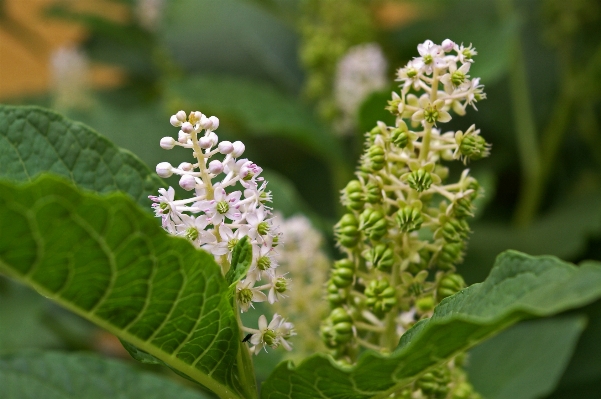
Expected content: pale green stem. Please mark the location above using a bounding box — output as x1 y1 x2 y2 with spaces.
234 305 259 399
419 68 439 162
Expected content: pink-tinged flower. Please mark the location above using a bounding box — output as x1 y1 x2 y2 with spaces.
249 314 294 354
413 40 446 75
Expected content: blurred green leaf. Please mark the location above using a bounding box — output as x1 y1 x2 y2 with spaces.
463 188 601 283
166 75 344 165
467 316 586 399
0 105 164 209
261 251 601 399
0 175 254 399
0 351 213 399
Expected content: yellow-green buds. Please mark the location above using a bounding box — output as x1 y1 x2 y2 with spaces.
458 135 490 161
336 213 360 248
365 279 397 315
321 308 353 347
453 196 474 218
440 219 470 242
344 180 365 210
391 128 409 148
436 242 464 271
360 208 387 240
364 181 381 204
437 274 465 299
416 295 435 312
327 282 347 306
396 206 424 232
257 221 270 236
367 243 394 271
331 259 355 288
407 169 433 192
367 145 386 171
416 367 451 399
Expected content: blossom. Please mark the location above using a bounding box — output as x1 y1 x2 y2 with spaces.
151 110 294 354
248 314 295 354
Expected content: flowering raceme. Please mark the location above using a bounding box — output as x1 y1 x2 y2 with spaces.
323 39 490 398
150 110 294 354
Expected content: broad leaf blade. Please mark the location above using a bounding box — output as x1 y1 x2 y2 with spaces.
0 105 164 208
261 251 601 399
0 175 253 399
467 316 586 399
0 351 213 399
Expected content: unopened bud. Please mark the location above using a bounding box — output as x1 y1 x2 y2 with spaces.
441 39 455 52
209 116 220 130
218 141 234 154
179 174 196 191
156 162 173 178
232 141 245 157
181 122 194 134
178 162 193 171
209 160 224 174
160 136 175 150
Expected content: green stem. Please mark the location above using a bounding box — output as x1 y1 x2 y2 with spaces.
234 305 259 399
497 0 542 227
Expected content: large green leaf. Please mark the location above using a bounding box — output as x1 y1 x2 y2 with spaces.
166 75 344 164
0 105 164 208
467 315 586 399
261 252 601 399
0 351 212 399
0 175 255 399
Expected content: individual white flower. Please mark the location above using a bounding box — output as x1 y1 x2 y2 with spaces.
249 314 293 354
236 277 267 313
440 62 471 94
267 274 290 304
175 214 210 246
246 205 272 239
455 43 477 64
396 59 423 94
413 40 446 75
411 95 452 125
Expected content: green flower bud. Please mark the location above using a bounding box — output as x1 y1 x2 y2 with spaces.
367 145 386 171
336 213 360 248
438 274 465 299
274 276 288 293
360 208 387 241
407 169 433 192
391 128 409 148
453 196 474 218
185 227 199 242
416 295 435 312
364 181 382 204
321 308 353 347
459 135 490 161
466 178 480 200
327 283 346 306
263 329 277 346
331 259 355 288
365 279 397 315
368 243 394 272
257 221 270 236
369 126 381 142
257 255 271 271
396 206 423 232
436 242 464 271
271 234 280 247
217 200 229 214
417 367 451 399
441 219 470 242
451 70 466 86
408 248 432 274
344 180 365 211
452 382 479 399
227 238 239 251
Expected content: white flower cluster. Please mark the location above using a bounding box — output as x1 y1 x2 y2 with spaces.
396 39 485 123
150 110 294 354
334 43 388 134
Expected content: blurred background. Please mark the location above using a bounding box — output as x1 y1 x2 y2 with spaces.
1 0 600 398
